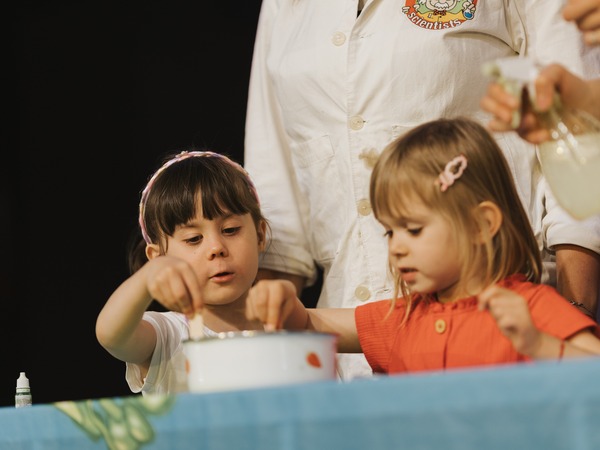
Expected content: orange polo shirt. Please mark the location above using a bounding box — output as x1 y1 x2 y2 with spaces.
355 274 600 374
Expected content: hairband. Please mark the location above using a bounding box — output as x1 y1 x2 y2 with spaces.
437 155 468 192
138 151 259 245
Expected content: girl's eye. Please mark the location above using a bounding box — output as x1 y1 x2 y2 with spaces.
223 226 241 236
184 235 202 244
407 227 422 236
383 230 393 239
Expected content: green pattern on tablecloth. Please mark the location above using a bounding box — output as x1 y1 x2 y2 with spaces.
54 395 175 450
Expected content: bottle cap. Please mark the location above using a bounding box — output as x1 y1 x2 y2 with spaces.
16 372 30 389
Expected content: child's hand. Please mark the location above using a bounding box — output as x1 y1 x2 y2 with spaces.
477 284 542 357
246 279 304 331
143 255 203 317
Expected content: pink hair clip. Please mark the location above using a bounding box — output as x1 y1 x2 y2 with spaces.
437 155 468 192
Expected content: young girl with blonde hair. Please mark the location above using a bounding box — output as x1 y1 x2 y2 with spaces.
246 118 600 373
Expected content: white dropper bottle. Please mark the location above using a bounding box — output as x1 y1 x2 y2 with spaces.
15 372 32 408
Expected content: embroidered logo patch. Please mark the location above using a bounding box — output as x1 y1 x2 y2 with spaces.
402 0 477 30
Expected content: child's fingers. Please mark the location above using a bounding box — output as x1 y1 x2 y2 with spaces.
493 312 519 335
264 282 290 331
162 277 192 316
145 256 199 315
246 281 282 331
477 284 498 311
477 285 514 319
182 270 204 314
245 283 266 323
246 280 296 332
164 262 202 316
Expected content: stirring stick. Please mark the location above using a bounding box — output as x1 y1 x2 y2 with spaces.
188 312 205 339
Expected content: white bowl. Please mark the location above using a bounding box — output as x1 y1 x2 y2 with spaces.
183 330 338 393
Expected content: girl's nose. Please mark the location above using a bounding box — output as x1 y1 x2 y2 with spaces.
388 235 408 257
207 239 228 259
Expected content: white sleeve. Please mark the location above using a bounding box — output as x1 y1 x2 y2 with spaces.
125 311 189 395
243 0 317 284
542 177 600 252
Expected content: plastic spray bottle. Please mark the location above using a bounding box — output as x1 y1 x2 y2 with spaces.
15 372 32 408
482 56 600 220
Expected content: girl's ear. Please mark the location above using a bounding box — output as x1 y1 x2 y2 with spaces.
257 220 268 252
146 243 161 260
475 201 503 243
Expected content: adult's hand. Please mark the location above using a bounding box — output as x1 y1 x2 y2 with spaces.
480 64 600 143
563 0 600 45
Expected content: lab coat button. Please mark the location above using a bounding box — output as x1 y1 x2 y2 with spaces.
355 285 371 301
332 31 346 46
357 199 372 216
349 115 365 130
435 319 447 334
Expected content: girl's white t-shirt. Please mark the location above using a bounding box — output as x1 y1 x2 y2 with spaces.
125 311 217 395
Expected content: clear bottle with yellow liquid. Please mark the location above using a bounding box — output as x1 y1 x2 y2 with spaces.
483 56 600 220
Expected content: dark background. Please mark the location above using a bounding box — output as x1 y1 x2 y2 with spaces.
3 0 287 407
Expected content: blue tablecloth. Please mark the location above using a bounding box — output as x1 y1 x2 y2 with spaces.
2 358 599 450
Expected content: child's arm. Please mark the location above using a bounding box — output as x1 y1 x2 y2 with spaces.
95 255 203 369
477 284 600 359
246 279 361 352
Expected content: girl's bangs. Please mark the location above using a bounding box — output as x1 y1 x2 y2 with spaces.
200 181 252 220
374 167 417 219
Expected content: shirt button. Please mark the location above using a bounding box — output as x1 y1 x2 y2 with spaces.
355 285 371 301
357 199 372 216
349 115 365 130
332 31 346 46
435 319 446 334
